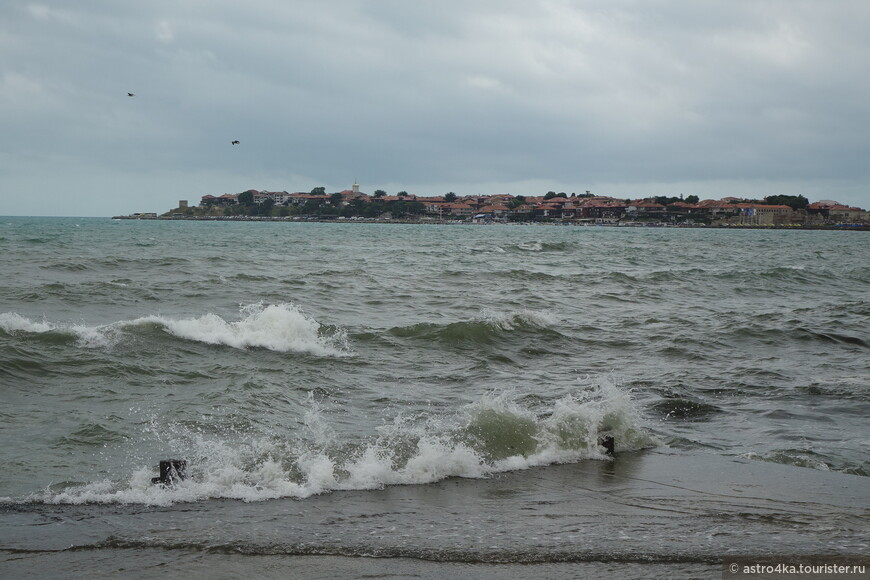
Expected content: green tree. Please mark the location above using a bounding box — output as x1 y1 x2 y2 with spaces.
238 190 254 205
343 198 367 217
685 195 700 204
507 195 526 209
764 194 808 210
544 191 557 200
302 199 322 215
365 201 386 218
654 196 681 206
397 190 409 197
259 198 275 215
330 192 344 206
444 192 457 202
311 186 326 195
406 201 425 215
373 189 387 198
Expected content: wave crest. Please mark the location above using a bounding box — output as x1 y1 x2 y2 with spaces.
137 303 348 356
33 380 656 505
0 312 121 348
0 304 348 356
389 309 559 344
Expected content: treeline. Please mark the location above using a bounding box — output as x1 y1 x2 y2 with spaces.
197 188 427 219
756 195 809 210
181 187 813 220
624 194 807 209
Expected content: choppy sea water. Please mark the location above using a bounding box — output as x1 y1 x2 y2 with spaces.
1 217 867 578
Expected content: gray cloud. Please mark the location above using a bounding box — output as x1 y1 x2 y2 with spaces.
1 0 868 215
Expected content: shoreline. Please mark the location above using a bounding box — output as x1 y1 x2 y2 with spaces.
110 215 870 231
3 450 866 578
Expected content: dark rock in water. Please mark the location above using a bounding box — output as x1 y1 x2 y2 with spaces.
598 436 615 457
151 459 187 486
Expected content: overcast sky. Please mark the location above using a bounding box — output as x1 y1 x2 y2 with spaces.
2 0 869 216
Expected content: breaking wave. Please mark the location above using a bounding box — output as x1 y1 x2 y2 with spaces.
134 303 348 356
0 312 122 348
31 380 656 506
514 240 572 252
0 312 54 334
0 303 348 356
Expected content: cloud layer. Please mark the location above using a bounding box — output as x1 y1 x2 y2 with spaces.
2 0 868 215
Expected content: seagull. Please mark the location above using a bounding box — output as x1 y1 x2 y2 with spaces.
231 140 240 145
127 92 135 97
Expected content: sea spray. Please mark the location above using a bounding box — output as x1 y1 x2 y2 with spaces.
479 308 557 331
0 303 349 355
144 302 349 356
539 379 653 457
0 312 123 348
31 380 654 505
0 312 54 334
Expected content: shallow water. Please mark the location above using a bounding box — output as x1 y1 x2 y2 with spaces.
1 217 868 575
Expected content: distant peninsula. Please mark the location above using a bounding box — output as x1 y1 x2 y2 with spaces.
116 185 869 229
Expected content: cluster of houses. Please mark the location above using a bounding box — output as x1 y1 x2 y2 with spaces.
196 184 868 226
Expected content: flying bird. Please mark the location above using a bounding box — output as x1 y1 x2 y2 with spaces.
231 140 240 145
127 92 135 97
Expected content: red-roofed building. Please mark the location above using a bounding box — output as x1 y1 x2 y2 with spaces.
807 202 868 223
379 195 418 203
578 201 627 221
202 193 239 206
442 203 474 217
287 193 329 206
626 202 666 215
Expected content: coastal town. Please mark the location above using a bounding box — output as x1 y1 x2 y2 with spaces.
119 183 869 228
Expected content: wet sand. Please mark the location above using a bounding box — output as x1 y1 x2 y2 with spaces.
2 449 867 578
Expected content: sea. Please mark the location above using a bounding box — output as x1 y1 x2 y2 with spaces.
0 216 867 579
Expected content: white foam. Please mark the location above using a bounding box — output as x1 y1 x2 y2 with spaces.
35 380 655 506
138 302 348 356
69 323 122 348
0 312 53 333
5 303 347 355
741 451 832 472
0 312 121 348
479 308 557 330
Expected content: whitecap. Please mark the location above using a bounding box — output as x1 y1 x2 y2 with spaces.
518 241 543 251
136 302 349 356
0 312 53 333
479 308 557 330
34 380 655 506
